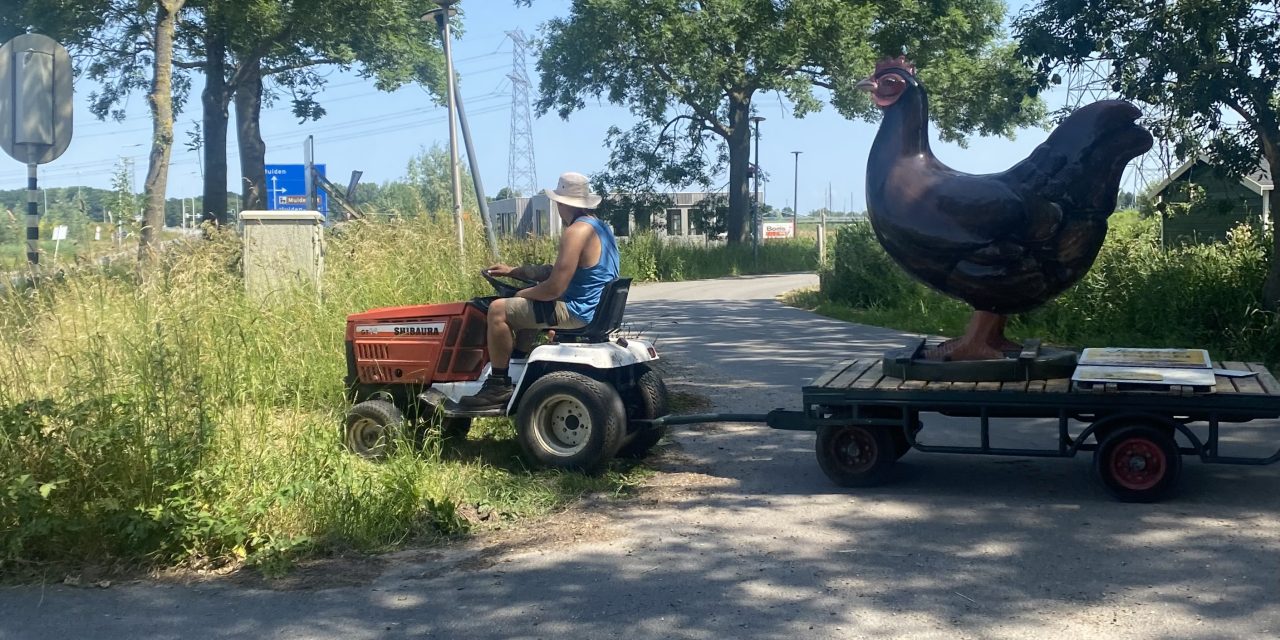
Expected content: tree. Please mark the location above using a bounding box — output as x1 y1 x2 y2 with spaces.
536 0 1043 244
136 0 188 269
405 144 478 217
1015 0 1280 307
4 1 184 271
221 0 447 215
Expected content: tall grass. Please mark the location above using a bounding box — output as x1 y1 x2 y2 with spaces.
809 214 1278 365
620 234 817 281
0 217 809 575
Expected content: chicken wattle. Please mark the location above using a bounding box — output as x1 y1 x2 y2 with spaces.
859 57 1153 361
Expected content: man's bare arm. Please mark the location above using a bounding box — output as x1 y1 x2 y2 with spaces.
513 264 553 281
516 224 591 301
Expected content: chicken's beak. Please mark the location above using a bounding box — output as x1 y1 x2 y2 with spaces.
855 78 877 92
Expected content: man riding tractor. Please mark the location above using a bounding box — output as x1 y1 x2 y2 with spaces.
459 172 620 410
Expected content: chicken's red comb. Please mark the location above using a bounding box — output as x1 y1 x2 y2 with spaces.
874 56 916 77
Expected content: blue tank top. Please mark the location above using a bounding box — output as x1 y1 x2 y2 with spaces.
563 216 620 323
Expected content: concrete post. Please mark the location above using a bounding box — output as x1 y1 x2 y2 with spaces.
240 210 324 300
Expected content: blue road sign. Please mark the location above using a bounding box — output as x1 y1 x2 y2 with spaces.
265 163 328 214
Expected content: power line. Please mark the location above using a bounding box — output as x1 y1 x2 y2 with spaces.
0 93 511 183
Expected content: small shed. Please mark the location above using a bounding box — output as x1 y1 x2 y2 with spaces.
1151 157 1272 245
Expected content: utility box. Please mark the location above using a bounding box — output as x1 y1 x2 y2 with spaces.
240 211 324 300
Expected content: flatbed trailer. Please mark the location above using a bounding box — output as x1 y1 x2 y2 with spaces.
655 357 1280 502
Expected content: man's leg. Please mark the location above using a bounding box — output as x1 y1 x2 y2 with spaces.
460 298 533 410
487 298 514 370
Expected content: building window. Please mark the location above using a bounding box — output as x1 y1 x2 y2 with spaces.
665 209 683 235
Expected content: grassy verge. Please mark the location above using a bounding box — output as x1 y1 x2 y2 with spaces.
0 217 802 579
791 213 1278 365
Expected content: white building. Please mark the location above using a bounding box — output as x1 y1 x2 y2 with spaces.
487 191 725 239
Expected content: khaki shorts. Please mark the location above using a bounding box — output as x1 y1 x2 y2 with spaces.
503 298 587 353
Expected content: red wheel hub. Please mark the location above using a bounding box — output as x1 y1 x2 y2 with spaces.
1109 437 1166 491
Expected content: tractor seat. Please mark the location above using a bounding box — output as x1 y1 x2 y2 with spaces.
554 278 632 344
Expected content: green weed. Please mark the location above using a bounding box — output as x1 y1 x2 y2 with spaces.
0 216 807 576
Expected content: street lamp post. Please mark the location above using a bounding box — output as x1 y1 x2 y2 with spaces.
790 151 801 239
424 0 465 259
749 115 766 265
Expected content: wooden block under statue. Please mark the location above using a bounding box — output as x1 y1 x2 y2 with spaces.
883 338 1078 383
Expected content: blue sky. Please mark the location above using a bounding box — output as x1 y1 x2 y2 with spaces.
0 0 1132 215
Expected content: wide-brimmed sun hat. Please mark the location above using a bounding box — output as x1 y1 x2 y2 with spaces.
544 172 602 209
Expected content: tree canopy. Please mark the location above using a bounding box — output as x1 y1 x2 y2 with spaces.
1014 0 1280 306
536 0 1044 243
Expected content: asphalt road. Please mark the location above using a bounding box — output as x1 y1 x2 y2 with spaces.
3 273 1279 639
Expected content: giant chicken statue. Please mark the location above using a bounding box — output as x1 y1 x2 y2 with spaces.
858 57 1153 361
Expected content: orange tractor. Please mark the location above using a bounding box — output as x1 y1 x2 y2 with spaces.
343 271 668 472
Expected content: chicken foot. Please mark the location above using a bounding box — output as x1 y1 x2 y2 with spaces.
925 310 1021 361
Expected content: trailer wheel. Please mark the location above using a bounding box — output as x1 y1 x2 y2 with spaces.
1094 425 1181 503
516 371 626 473
815 425 896 487
617 364 670 459
344 400 406 460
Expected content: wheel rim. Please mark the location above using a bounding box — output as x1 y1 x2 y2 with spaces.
349 416 387 455
1109 437 1166 491
829 427 878 473
531 393 593 456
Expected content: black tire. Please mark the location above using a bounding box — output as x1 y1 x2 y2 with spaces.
344 400 406 460
516 371 626 473
815 425 896 488
617 365 670 459
1093 424 1182 503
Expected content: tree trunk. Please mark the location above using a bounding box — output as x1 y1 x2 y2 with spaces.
201 27 230 225
137 0 185 271
235 59 267 212
725 96 752 245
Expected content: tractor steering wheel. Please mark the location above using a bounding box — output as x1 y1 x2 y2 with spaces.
482 269 538 298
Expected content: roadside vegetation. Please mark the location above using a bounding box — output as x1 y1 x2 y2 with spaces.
792 212 1278 365
0 218 815 578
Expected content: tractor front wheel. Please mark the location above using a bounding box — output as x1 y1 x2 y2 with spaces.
344 400 406 460
516 371 626 473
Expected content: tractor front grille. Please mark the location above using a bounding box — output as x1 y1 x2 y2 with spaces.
357 343 390 360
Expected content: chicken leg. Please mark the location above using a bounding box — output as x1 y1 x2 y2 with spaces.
925 310 1021 361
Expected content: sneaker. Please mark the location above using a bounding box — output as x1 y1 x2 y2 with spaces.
458 375 514 410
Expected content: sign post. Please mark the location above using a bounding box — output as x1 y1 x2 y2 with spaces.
0 34 74 269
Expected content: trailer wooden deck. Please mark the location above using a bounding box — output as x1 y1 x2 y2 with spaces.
807 357 1280 398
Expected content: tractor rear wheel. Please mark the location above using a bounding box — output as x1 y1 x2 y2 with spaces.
344 400 406 461
516 371 626 473
617 364 670 459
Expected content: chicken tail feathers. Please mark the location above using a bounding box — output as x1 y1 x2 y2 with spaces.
1000 100 1154 217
